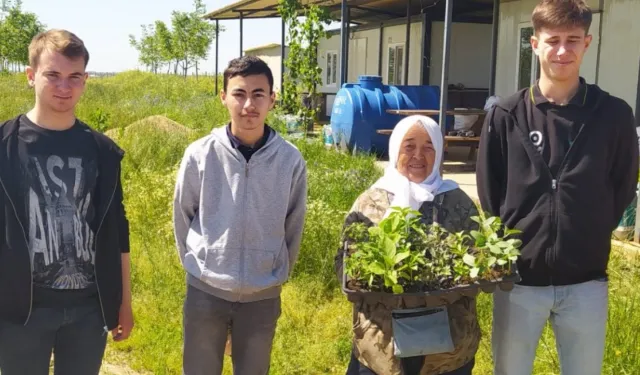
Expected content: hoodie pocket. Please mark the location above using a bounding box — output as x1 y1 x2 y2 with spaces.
241 249 279 293
197 247 243 292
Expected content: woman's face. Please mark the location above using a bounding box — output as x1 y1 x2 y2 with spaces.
397 123 436 183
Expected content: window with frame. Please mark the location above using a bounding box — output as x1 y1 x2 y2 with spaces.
387 43 405 85
325 51 338 86
517 26 540 90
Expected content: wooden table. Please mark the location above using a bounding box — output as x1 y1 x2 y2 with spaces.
385 109 487 116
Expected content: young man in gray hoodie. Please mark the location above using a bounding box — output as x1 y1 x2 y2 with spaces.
173 55 307 375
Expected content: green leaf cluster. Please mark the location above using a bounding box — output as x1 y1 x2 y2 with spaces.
343 208 522 294
277 0 331 126
464 212 522 280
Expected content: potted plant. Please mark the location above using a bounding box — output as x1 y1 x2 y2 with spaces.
341 207 522 298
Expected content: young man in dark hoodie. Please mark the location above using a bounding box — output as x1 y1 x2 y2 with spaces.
0 30 133 375
173 56 307 375
477 1 638 374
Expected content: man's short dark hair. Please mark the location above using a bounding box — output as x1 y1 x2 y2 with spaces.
532 0 592 35
223 55 274 93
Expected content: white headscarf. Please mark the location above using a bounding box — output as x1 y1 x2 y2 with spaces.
372 115 459 216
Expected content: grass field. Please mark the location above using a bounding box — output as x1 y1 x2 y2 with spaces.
1 71 639 375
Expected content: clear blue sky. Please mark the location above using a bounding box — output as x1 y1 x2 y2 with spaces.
21 0 309 74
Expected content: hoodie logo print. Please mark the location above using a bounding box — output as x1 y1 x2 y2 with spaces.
530 131 544 153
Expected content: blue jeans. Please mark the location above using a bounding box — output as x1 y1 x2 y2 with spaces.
0 300 108 375
492 279 608 375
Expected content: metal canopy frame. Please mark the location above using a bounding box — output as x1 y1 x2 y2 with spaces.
204 0 500 132
489 0 499 96
634 54 640 243
438 0 453 138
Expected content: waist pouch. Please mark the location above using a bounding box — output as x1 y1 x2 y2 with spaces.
392 306 454 358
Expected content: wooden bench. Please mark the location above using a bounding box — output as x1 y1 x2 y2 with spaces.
376 130 480 160
445 136 481 160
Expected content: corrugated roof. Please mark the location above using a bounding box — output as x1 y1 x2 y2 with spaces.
203 0 337 20
203 0 495 25
202 0 403 23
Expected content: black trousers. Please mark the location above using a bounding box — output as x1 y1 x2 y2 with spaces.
0 300 107 375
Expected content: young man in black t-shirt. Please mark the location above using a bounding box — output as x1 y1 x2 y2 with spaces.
0 29 133 375
477 1 638 374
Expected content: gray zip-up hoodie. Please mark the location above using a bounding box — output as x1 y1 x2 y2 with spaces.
173 125 307 302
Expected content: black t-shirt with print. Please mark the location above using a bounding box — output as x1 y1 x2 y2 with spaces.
18 116 100 307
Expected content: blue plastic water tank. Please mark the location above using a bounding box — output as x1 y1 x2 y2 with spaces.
330 75 450 156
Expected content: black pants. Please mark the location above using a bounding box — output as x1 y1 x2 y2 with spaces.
0 300 108 375
346 350 475 375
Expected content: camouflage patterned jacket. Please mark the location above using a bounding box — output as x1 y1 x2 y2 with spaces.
335 187 481 375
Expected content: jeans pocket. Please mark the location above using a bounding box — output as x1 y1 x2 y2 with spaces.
391 306 455 358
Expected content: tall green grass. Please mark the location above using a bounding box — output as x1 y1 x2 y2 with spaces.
1 72 639 375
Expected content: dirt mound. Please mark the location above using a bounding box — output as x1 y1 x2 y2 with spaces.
105 115 191 139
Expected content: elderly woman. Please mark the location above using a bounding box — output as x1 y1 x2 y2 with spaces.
335 115 480 375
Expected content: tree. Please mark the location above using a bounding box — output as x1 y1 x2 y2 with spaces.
170 0 216 77
189 0 217 78
128 0 220 76
153 21 176 74
0 0 21 18
129 24 163 73
0 1 45 71
169 11 193 76
277 0 330 128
